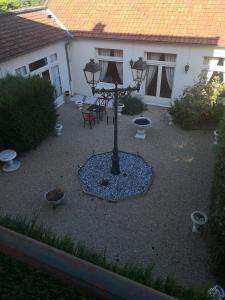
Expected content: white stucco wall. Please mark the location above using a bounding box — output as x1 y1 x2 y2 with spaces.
0 41 70 106
68 38 225 107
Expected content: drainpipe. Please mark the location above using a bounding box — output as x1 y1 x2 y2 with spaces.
65 38 73 96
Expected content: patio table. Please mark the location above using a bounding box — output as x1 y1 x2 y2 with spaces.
0 149 21 172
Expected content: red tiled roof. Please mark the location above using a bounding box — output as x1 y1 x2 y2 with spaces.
0 9 67 63
48 0 225 46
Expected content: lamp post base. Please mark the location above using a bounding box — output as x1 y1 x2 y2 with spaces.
111 154 120 175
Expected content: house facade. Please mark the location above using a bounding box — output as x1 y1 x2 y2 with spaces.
68 38 225 107
1 1 225 107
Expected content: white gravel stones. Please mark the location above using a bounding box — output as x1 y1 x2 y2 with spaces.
79 151 153 201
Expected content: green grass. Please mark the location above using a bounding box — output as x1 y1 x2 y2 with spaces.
0 215 211 300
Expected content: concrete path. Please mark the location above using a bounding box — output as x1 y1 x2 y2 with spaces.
0 103 215 288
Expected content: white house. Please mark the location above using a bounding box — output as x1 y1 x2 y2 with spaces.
1 1 225 107
0 8 71 106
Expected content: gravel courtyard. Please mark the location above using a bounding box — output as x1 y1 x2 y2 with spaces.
0 103 216 288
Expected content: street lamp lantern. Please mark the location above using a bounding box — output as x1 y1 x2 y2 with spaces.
83 59 101 93
130 57 147 89
84 57 147 175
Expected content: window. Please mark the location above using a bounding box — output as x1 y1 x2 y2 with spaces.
51 65 62 98
146 52 176 62
15 66 27 76
203 56 224 66
98 48 123 57
41 70 50 81
99 61 123 84
49 53 57 63
145 53 176 99
97 48 123 84
203 56 225 83
29 57 47 72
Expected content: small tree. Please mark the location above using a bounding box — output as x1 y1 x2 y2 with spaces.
0 75 57 153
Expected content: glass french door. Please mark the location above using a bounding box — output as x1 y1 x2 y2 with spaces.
146 65 175 99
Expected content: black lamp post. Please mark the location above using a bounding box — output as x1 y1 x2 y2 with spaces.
83 57 147 175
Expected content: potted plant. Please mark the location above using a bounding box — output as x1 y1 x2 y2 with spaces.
117 102 125 115
55 122 63 136
45 187 64 207
64 91 71 104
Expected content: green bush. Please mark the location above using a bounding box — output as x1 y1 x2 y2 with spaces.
169 76 225 129
208 113 225 282
0 215 210 300
0 0 44 11
0 75 57 153
0 0 20 11
120 95 147 115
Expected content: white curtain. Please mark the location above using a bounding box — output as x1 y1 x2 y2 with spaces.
98 48 111 56
99 60 109 81
114 49 123 57
165 67 174 90
164 54 175 90
116 62 123 83
147 52 161 61
51 65 62 98
164 54 176 62
145 65 157 93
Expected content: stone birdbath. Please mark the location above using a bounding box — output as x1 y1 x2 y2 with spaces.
0 149 20 172
132 116 152 139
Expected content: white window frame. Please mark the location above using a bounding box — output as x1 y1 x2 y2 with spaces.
96 48 123 87
202 56 225 82
14 53 63 98
145 52 177 100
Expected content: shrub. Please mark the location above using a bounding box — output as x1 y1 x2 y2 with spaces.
169 75 225 129
120 95 147 115
0 215 210 300
0 75 57 153
0 0 20 11
208 113 225 282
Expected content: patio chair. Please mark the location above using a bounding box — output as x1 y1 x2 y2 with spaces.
82 111 96 128
96 96 108 119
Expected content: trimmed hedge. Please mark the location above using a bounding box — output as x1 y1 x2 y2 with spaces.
120 95 147 115
208 113 225 282
0 215 210 300
0 75 57 153
169 76 225 129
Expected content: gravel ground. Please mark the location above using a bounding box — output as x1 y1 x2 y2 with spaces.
0 103 216 288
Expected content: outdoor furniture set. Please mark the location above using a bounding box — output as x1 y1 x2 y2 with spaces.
80 96 112 128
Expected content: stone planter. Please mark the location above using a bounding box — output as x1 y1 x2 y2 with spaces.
45 188 64 208
117 103 124 116
190 211 208 233
64 91 71 104
208 285 225 300
75 100 83 110
55 123 63 136
132 116 152 139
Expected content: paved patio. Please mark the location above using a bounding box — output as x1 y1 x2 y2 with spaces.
0 103 215 288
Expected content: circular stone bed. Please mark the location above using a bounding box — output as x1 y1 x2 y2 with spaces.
79 151 153 201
